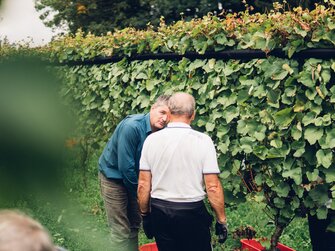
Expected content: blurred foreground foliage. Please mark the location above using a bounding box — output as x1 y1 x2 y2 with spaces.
0 58 71 203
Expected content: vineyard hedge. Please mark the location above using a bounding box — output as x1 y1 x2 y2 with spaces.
2 3 335 245
47 3 335 62
55 4 335 233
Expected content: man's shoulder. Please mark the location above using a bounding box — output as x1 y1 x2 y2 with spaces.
123 114 146 126
115 114 147 135
145 127 166 141
191 129 211 138
125 113 146 121
188 129 215 145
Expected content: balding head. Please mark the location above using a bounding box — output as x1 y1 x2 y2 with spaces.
168 92 195 120
0 210 56 251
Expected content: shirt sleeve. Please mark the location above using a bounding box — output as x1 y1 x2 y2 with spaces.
118 124 139 197
202 136 220 174
139 137 151 171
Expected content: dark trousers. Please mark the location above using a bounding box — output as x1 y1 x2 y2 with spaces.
151 198 213 251
99 172 141 251
308 210 335 251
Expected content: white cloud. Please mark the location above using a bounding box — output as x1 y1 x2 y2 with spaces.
0 0 64 46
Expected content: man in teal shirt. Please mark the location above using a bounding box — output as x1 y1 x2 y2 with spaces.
98 95 170 251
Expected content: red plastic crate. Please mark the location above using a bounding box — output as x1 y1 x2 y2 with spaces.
241 239 264 251
241 239 295 251
276 243 296 251
139 243 158 251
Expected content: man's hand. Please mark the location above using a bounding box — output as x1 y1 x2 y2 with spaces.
142 213 154 239
215 221 228 243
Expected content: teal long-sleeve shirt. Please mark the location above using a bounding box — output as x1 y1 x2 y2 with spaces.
98 113 151 196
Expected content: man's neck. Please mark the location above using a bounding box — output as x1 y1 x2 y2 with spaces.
169 116 192 125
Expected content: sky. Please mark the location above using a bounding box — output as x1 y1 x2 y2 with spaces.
0 0 64 46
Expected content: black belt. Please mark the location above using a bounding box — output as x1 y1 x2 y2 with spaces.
151 198 204 210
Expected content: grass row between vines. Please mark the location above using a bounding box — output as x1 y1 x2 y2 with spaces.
2 151 311 250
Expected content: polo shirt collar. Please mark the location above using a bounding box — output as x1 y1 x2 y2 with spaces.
145 113 152 134
167 122 191 128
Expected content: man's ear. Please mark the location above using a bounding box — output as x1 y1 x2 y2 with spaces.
191 111 195 121
167 111 171 122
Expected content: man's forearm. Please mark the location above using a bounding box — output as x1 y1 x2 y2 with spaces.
123 177 138 197
205 175 226 223
138 186 150 214
119 162 138 197
137 171 152 214
208 186 226 223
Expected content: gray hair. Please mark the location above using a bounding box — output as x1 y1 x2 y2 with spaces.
168 92 195 118
152 94 171 108
0 210 56 251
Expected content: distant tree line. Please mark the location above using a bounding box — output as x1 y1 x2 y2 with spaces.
35 0 325 35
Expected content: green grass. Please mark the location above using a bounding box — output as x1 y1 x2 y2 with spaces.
2 152 311 250
222 202 311 251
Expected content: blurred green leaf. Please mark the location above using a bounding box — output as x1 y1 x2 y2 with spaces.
304 126 323 145
274 108 295 127
316 149 333 168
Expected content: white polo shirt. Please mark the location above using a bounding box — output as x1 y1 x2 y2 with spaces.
140 122 220 202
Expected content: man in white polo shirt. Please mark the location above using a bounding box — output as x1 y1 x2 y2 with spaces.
138 92 227 251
